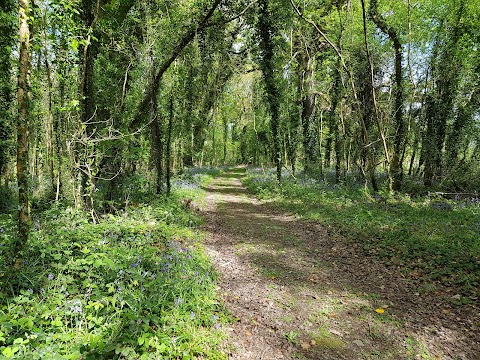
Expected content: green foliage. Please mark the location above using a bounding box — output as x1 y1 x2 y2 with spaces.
0 184 16 213
0 174 228 359
0 0 15 176
243 168 480 298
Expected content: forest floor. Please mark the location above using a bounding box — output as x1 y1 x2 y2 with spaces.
202 168 479 360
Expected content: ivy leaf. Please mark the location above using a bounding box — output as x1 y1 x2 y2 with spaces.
71 38 79 52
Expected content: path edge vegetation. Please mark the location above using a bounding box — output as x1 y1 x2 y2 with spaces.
0 168 231 359
242 167 480 303
0 0 479 356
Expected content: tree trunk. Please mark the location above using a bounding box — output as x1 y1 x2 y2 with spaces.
423 4 465 186
297 47 316 174
326 64 342 176
150 93 164 194
222 116 228 164
445 63 480 170
0 0 15 178
78 0 98 211
182 66 195 167
166 94 174 195
43 51 56 197
55 45 66 201
258 0 281 183
16 0 32 260
360 0 378 191
369 0 405 191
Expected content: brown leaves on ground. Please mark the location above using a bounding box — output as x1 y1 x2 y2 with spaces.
202 171 480 360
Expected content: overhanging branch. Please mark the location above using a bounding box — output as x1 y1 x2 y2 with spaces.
130 0 223 129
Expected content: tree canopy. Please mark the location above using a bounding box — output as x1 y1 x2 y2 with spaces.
0 0 478 256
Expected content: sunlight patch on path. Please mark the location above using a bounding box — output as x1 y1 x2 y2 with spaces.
202 170 469 360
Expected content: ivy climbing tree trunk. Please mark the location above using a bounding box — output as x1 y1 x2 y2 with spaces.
257 0 281 183
78 0 98 211
445 63 480 171
166 94 174 196
298 45 316 174
369 0 405 191
423 3 465 186
325 63 342 182
360 0 378 191
182 65 195 167
43 49 56 197
16 0 32 258
0 0 15 178
150 84 164 194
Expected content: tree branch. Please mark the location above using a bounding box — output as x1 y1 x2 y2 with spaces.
131 0 223 129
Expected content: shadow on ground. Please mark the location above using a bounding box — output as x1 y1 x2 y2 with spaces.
202 170 479 360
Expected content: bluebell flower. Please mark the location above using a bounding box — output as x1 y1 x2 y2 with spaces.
48 273 54 280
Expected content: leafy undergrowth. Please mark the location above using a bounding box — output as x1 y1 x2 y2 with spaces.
0 169 228 359
243 168 480 300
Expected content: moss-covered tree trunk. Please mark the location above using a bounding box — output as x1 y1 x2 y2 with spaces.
258 0 281 183
369 0 405 191
0 1 15 178
298 49 316 174
16 0 32 257
78 0 98 211
325 64 342 182
166 94 174 195
423 3 465 186
150 85 164 194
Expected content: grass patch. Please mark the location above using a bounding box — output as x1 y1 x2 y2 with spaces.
308 327 344 350
242 168 480 298
0 170 228 359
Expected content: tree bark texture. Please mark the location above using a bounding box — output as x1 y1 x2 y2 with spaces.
16 0 32 252
258 0 281 183
166 94 174 195
0 0 15 177
150 85 164 194
77 0 99 210
298 48 316 174
369 0 405 191
423 3 465 186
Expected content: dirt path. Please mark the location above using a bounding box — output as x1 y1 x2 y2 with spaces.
202 169 479 360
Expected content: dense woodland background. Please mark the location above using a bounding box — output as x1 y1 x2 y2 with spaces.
1 0 479 242
0 0 479 358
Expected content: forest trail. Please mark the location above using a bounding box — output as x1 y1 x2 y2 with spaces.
202 168 479 360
